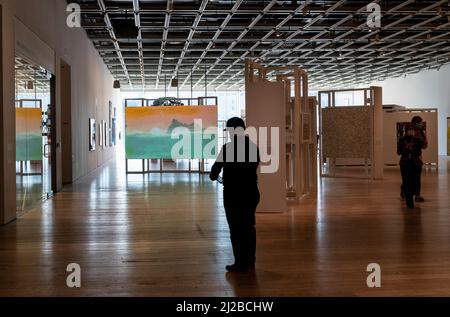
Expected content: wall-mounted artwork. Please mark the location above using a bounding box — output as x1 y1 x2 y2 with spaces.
111 118 117 146
125 105 218 159
103 120 107 149
89 118 96 151
16 108 42 161
108 101 113 147
99 121 103 147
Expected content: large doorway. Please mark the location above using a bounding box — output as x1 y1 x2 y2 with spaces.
15 56 55 215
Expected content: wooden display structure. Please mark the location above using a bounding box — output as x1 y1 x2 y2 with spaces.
245 60 317 213
124 96 218 174
318 87 383 180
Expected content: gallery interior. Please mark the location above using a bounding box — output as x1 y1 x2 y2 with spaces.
0 0 450 296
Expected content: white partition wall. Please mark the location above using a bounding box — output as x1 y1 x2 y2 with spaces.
246 80 287 213
244 60 316 212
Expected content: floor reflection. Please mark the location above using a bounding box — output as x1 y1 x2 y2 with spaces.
1 155 449 296
225 271 261 297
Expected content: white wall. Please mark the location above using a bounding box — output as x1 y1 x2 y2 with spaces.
371 64 450 156
1 0 119 224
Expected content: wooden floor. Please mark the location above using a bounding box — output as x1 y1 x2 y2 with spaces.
0 156 449 296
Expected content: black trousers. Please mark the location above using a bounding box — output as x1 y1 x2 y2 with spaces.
400 162 422 202
223 187 260 268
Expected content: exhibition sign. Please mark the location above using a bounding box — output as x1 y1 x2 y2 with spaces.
125 105 218 159
16 108 42 161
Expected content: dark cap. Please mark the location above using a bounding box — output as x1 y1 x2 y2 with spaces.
411 116 423 124
225 117 246 130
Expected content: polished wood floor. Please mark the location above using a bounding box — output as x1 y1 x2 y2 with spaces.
0 156 449 296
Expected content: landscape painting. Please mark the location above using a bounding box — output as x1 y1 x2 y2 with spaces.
16 108 42 161
125 106 218 159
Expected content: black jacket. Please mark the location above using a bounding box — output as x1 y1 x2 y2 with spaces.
210 135 260 190
397 130 427 166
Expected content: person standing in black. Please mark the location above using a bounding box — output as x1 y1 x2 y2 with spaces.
397 116 428 209
210 117 260 273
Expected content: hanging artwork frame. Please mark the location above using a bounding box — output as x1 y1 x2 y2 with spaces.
89 118 96 151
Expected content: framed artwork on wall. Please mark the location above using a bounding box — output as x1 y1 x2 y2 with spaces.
112 117 117 146
108 101 113 147
103 120 107 149
99 121 103 147
89 118 96 151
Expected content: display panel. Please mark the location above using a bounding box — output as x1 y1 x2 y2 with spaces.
16 108 42 161
125 106 218 159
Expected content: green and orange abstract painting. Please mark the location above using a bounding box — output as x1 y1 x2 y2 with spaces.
125 105 218 159
16 108 42 161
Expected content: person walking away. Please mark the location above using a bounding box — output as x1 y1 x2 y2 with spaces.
398 116 428 209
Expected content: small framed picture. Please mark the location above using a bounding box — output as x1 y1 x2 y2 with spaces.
99 121 103 147
89 118 96 151
103 120 107 148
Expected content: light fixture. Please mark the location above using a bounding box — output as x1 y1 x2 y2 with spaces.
113 80 121 89
26 80 34 90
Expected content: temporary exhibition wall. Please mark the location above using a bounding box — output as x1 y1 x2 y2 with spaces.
245 60 317 212
246 79 287 213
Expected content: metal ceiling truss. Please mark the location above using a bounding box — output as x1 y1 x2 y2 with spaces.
70 0 450 91
15 57 51 94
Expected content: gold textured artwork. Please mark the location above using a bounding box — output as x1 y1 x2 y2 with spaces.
322 106 371 159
